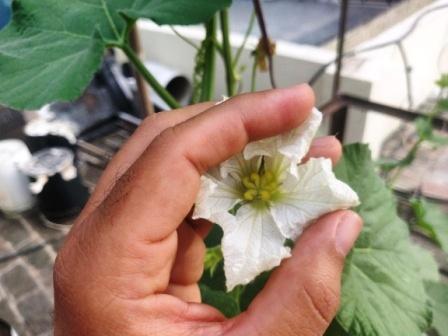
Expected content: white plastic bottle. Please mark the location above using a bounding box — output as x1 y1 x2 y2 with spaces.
0 139 35 214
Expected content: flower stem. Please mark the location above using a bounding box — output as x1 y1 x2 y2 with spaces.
250 56 258 92
252 0 277 88
234 11 256 67
220 9 237 97
121 43 181 110
200 17 217 102
170 26 200 51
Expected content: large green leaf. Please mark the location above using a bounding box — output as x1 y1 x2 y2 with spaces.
425 281 448 336
409 244 440 282
411 198 448 254
324 320 349 336
124 0 232 26
334 144 432 336
0 0 231 110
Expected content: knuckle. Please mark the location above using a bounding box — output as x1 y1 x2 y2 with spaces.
140 113 174 140
152 125 180 149
141 113 163 130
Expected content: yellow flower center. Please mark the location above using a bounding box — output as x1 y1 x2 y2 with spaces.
242 170 279 202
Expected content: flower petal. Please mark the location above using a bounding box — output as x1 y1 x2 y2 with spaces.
216 206 291 291
270 158 360 240
219 154 261 179
243 108 322 175
192 174 241 222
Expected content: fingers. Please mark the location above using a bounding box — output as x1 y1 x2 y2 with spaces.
188 217 213 239
303 135 342 165
78 102 214 223
169 222 206 299
165 283 202 303
228 210 362 336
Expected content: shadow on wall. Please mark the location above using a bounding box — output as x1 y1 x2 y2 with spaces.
0 0 11 30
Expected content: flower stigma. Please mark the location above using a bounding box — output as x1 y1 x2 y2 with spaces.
241 169 281 204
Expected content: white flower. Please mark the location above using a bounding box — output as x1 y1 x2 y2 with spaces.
193 108 360 291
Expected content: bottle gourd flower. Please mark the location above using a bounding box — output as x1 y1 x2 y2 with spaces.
193 108 360 291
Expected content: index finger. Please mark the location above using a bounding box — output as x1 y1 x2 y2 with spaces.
78 102 214 223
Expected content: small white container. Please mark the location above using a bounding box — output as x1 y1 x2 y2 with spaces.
0 139 35 214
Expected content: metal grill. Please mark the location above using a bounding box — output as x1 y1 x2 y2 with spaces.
75 112 140 189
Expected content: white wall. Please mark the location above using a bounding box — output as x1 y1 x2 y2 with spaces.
339 0 448 157
136 20 371 137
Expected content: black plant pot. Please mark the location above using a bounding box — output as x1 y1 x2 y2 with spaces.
21 147 89 227
0 319 18 336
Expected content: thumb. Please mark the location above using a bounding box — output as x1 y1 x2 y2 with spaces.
227 210 362 336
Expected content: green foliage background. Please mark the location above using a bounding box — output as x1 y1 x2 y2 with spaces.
0 0 231 109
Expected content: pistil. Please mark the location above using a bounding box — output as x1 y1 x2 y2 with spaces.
242 170 279 203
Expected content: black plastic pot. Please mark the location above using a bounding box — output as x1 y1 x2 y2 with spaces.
21 148 89 226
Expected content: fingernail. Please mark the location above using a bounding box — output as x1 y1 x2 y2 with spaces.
335 212 363 256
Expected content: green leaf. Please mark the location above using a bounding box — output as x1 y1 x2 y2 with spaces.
200 284 240 318
416 117 433 140
239 271 270 311
425 281 448 336
411 198 448 254
334 144 432 336
0 0 231 110
123 0 232 26
204 245 223 277
428 134 448 146
409 244 440 282
436 74 448 88
324 320 350 336
437 98 448 111
413 117 448 146
200 259 226 292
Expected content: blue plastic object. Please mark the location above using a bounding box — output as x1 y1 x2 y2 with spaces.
0 0 12 30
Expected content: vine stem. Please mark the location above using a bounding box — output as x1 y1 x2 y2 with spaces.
234 10 256 67
200 17 217 102
252 0 277 89
250 56 258 92
220 9 237 97
386 138 422 186
121 43 180 109
170 26 200 51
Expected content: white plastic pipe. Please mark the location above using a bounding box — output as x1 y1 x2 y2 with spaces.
144 61 192 110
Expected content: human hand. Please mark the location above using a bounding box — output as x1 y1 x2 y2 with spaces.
54 84 362 336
